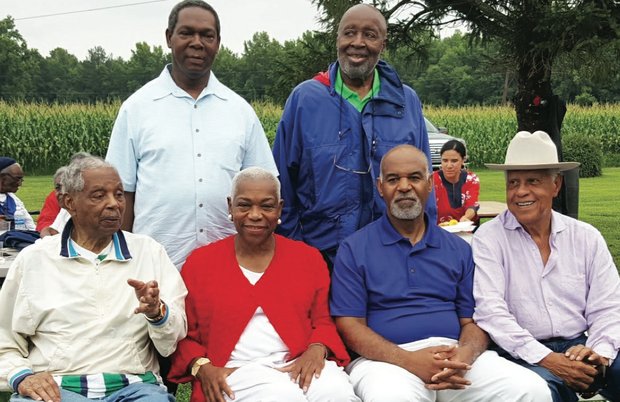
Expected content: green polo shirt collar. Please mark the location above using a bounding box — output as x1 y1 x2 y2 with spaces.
335 68 381 112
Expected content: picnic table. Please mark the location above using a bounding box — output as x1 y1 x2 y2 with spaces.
477 200 507 219
0 247 19 286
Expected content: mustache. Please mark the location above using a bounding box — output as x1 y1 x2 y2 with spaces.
394 193 419 202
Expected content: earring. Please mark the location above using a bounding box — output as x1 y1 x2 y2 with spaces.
277 218 282 225
228 214 233 221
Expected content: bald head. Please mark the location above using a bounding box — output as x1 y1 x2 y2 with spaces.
338 4 387 37
380 145 429 181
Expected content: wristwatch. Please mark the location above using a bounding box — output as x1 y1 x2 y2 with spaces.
191 357 212 377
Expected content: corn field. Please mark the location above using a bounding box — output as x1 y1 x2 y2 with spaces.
0 101 618 173
0 101 119 173
424 104 620 168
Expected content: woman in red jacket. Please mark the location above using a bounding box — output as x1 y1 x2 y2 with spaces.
169 167 358 402
433 140 480 224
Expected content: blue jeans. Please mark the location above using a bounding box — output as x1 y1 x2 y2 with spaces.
495 334 620 402
10 382 175 402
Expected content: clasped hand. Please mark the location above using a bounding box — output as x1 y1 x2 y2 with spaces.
564 344 609 367
403 345 473 391
540 348 602 391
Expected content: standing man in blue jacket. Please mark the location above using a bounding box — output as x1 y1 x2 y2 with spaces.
272 4 436 268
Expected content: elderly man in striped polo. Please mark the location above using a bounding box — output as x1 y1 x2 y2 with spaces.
0 155 187 402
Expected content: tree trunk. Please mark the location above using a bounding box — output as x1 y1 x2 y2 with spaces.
502 69 511 105
513 56 557 134
513 56 574 216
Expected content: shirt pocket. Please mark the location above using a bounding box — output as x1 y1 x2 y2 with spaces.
306 144 348 208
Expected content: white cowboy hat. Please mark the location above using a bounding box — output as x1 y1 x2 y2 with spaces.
485 130 580 171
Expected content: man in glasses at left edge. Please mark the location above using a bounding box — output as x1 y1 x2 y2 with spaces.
0 157 35 231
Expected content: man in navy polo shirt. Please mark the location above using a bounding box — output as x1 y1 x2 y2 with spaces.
330 144 551 402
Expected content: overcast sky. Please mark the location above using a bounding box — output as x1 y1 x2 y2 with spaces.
4 0 323 60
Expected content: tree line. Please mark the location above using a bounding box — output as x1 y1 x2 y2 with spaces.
1 16 619 106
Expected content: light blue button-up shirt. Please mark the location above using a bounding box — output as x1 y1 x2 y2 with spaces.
106 66 277 269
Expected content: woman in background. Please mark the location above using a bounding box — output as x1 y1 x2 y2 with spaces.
433 140 480 224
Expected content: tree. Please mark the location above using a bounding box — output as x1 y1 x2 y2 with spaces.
238 32 284 101
213 46 243 92
126 42 170 94
387 32 508 105
79 46 128 101
553 39 620 104
270 31 336 104
213 30 336 105
0 17 41 100
37 48 81 102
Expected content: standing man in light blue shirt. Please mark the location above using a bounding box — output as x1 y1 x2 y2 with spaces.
106 0 277 270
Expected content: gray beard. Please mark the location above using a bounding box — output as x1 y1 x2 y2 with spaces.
390 197 423 220
338 55 377 82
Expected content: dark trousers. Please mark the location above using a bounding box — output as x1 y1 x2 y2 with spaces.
495 334 620 402
158 353 177 395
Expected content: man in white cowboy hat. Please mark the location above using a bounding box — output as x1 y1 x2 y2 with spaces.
472 130 620 402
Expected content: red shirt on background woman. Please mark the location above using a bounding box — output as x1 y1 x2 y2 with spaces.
432 140 480 224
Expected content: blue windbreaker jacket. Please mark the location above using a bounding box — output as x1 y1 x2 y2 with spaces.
273 60 437 251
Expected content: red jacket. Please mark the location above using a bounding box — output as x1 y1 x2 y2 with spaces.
169 235 350 400
35 190 60 231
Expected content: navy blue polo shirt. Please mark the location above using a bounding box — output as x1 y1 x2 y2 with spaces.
330 213 474 345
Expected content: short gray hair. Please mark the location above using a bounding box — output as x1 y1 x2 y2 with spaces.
70 151 92 163
54 152 92 194
231 167 280 201
53 166 67 183
547 169 561 181
62 154 117 194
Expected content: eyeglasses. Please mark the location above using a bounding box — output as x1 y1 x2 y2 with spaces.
1 173 24 183
333 146 372 175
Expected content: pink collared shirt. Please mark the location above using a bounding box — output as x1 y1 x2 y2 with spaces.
472 209 620 365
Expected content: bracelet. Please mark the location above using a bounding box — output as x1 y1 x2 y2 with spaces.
308 342 328 359
191 357 212 377
145 300 166 322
